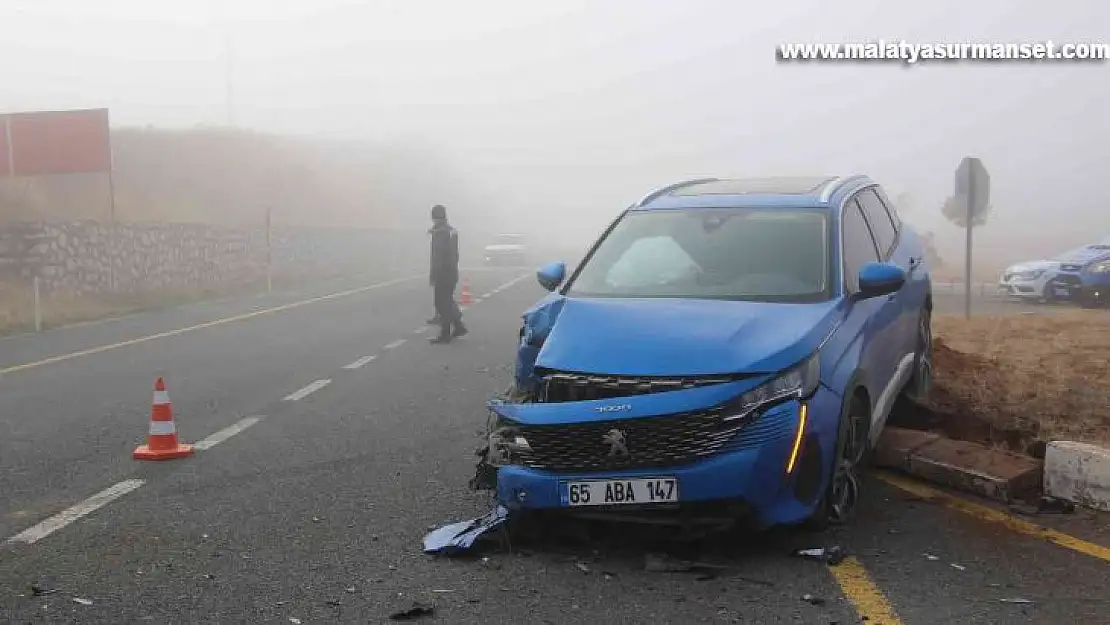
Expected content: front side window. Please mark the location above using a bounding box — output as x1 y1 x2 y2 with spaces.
565 208 831 302
841 201 881 293
856 189 897 259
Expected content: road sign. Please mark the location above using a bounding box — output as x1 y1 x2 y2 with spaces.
955 157 990 222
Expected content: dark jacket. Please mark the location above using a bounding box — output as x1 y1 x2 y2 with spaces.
429 219 459 286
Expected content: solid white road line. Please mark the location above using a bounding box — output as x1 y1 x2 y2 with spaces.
283 379 331 401
343 355 378 370
6 479 146 545
194 416 264 451
383 339 407 350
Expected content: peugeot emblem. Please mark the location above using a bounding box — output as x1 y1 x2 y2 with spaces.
602 428 629 457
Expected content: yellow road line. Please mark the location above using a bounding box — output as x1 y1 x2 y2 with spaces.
0 275 421 377
875 470 1110 564
828 556 903 625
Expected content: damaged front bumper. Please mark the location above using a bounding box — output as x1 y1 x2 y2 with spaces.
472 387 843 529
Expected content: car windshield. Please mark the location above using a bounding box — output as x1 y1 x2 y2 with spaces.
566 208 830 302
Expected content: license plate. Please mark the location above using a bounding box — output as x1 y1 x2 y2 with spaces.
1055 288 1070 297
563 477 678 507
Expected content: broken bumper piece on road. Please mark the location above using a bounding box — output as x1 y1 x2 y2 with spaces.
422 504 510 555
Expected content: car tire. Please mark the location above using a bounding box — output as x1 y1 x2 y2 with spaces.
804 390 870 531
903 308 933 405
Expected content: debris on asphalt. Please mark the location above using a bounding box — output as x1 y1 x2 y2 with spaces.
801 594 826 606
73 598 93 606
1036 497 1076 514
346 586 357 594
423 504 510 555
389 602 436 620
575 562 591 574
950 564 967 571
289 619 302 624
643 553 772 586
924 554 940 561
793 545 845 566
1000 598 1034 605
30 584 57 597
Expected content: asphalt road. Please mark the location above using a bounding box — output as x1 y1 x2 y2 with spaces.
1 272 1107 624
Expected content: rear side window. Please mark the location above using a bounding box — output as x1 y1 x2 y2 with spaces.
856 189 898 259
872 187 902 230
841 200 880 293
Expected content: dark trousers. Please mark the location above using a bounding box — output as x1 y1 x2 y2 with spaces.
433 279 461 334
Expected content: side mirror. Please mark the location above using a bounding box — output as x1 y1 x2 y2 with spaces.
536 261 567 292
857 262 906 299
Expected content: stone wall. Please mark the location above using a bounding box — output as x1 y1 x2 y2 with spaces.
0 220 429 296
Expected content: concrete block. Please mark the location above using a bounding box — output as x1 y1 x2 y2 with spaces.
874 427 941 470
1044 441 1110 512
906 438 1043 503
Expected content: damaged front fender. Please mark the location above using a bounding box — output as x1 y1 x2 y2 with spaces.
514 294 566 395
468 399 531 492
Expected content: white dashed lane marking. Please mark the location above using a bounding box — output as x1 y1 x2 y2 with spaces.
343 355 378 370
283 379 332 401
5 479 146 545
5 272 533 552
194 416 265 451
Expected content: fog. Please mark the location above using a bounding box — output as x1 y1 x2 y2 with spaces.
2 0 1109 276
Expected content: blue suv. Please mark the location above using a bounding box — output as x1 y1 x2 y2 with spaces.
1078 250 1110 308
481 176 932 530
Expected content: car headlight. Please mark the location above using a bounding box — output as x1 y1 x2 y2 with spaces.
1089 261 1110 274
724 354 820 421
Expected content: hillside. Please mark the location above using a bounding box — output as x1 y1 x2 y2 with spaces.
0 127 492 232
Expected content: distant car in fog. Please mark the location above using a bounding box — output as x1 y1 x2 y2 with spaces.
484 233 529 266
998 243 1110 303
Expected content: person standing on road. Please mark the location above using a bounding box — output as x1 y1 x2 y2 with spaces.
428 204 467 344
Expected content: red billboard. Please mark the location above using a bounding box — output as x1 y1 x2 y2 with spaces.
0 108 111 177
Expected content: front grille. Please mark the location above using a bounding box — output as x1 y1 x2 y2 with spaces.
1052 274 1082 286
539 371 733 402
511 406 795 472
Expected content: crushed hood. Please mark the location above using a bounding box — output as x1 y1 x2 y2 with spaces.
533 296 840 376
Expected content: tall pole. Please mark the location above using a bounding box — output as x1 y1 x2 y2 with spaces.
963 168 975 319
107 112 117 292
265 206 272 294
225 32 235 127
3 115 14 178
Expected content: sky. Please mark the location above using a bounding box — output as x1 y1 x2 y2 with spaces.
2 0 1108 268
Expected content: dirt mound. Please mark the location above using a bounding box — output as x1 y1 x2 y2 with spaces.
894 313 1110 453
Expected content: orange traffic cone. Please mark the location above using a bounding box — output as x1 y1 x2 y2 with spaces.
460 279 474 306
133 377 194 461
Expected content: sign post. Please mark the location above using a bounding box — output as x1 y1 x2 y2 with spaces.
954 157 990 318
265 206 273 294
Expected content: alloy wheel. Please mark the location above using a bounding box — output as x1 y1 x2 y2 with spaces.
913 312 934 402
827 397 867 525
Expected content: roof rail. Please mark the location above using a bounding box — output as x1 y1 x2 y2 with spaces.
633 178 720 207
818 174 870 203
